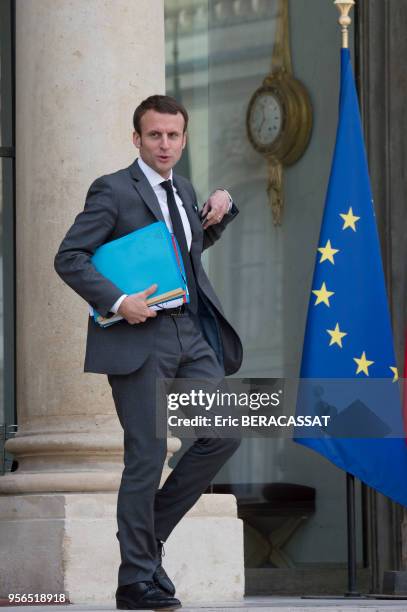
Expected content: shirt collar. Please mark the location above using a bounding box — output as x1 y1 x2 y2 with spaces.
137 157 173 189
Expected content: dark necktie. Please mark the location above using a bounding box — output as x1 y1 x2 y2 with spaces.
160 180 197 313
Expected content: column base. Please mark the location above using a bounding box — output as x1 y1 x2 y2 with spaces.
0 492 244 604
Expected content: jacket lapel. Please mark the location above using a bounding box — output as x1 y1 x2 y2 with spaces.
129 159 164 222
129 159 202 240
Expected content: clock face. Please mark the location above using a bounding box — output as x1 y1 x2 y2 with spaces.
248 91 283 147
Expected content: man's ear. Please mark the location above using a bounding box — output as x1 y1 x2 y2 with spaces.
133 131 141 149
182 131 187 150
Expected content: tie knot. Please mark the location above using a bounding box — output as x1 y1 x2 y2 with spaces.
160 180 173 194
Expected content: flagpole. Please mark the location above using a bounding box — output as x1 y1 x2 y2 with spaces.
334 0 355 49
334 0 361 599
345 473 360 596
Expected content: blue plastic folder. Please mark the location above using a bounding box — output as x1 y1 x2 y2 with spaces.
91 221 188 327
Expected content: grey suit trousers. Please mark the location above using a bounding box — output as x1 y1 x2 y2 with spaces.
108 310 240 586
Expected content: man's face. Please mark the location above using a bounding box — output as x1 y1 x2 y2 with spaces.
133 110 187 178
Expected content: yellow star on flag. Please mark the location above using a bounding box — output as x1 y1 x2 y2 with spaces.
312 282 334 307
390 367 399 383
326 323 347 348
353 351 374 376
318 240 339 264
340 207 360 231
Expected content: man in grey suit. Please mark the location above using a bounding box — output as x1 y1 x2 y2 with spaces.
54 95 242 610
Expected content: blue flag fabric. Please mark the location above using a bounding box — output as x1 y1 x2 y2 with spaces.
296 49 407 507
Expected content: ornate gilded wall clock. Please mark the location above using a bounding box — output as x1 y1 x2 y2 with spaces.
246 0 313 225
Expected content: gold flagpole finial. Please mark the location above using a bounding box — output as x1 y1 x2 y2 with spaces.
334 0 355 49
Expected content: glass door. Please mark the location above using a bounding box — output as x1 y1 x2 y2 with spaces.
165 0 369 595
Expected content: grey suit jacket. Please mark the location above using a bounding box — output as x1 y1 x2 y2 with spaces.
54 158 243 376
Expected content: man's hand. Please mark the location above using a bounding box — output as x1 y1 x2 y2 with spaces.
201 190 231 230
117 284 158 324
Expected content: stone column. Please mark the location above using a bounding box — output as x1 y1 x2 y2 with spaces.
0 0 244 604
3 0 169 492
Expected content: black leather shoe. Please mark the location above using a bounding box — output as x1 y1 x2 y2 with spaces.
116 581 181 610
153 540 176 596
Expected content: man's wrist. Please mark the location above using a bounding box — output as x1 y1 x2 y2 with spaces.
214 188 233 212
111 294 128 314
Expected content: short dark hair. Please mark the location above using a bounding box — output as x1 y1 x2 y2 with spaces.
133 95 189 134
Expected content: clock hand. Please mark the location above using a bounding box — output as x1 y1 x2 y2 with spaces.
259 108 266 131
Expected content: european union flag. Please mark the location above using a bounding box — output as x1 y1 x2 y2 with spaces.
296 49 407 507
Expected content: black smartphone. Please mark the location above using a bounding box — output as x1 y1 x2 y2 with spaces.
199 205 210 224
